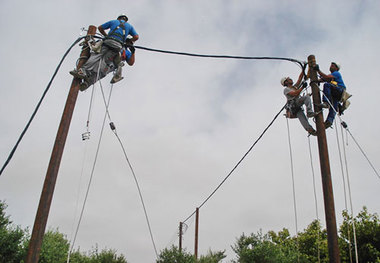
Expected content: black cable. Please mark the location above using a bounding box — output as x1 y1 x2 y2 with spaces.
135 45 304 68
183 104 286 223
0 36 85 176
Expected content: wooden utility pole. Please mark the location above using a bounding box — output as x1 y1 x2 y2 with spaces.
25 25 97 263
194 208 199 260
308 55 341 263
179 222 183 252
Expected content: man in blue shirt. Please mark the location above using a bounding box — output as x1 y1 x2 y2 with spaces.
70 14 139 91
316 62 347 129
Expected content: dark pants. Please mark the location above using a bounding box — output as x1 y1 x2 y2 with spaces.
322 83 344 123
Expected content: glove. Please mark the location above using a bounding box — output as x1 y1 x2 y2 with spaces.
313 64 319 71
129 46 135 54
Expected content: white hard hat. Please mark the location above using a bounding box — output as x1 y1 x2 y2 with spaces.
331 62 341 70
281 77 289 86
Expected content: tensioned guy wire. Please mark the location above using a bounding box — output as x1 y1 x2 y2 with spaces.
183 105 286 223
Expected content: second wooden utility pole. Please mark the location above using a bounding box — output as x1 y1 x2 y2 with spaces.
25 25 97 263
194 207 199 260
308 55 341 263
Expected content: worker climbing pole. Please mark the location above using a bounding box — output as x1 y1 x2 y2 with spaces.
308 55 341 263
25 25 97 263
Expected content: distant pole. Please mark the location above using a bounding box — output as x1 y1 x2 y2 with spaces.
308 55 341 263
194 208 199 260
179 222 183 252
25 25 97 263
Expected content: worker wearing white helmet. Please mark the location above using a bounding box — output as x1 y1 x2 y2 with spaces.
282 70 317 136
315 61 348 129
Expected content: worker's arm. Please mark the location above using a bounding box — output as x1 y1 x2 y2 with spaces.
98 25 107 37
317 69 334 82
127 52 135 66
294 70 304 87
130 34 139 42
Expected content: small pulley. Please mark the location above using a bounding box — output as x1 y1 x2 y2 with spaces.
109 122 116 131
82 131 90 141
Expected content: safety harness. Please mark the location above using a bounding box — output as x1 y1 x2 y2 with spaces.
105 21 127 45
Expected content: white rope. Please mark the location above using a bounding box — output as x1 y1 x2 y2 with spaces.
67 59 108 263
307 136 321 263
339 123 359 262
285 118 300 263
67 87 112 262
334 119 354 263
97 78 159 259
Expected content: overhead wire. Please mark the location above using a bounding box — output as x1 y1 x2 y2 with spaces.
0 36 86 176
183 104 286 223
135 45 305 68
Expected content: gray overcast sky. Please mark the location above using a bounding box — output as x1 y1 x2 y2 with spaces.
1 0 379 262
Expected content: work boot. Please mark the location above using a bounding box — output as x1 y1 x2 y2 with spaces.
307 128 317 136
317 102 330 109
110 63 124 84
339 100 351 115
79 81 89 92
324 120 332 129
307 111 317 118
110 75 124 84
70 68 87 80
340 90 352 103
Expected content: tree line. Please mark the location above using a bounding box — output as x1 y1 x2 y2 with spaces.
1 200 379 262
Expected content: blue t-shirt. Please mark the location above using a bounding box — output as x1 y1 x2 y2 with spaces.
331 71 346 89
101 20 138 42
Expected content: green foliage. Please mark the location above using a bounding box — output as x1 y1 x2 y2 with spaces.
198 249 226 263
157 246 225 263
339 207 380 262
0 201 29 263
297 220 328 263
87 245 127 263
39 229 70 263
156 245 195 263
231 230 302 263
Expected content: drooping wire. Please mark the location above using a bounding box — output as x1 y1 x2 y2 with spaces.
285 118 300 263
334 118 354 263
135 45 305 68
0 36 86 176
97 79 159 259
307 136 321 263
338 121 359 263
67 84 113 262
183 104 286 223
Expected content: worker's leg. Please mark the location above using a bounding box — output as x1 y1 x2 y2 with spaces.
297 110 313 131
